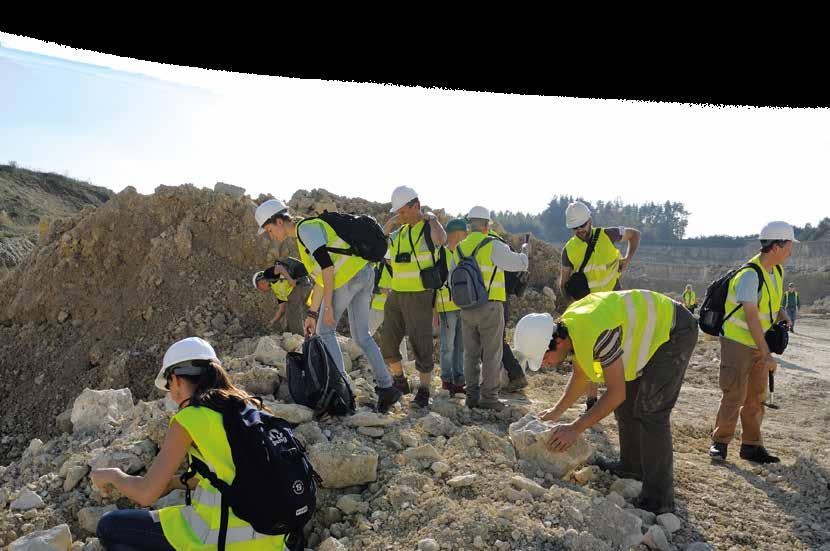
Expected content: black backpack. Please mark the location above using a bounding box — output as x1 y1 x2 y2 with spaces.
297 211 388 262
564 228 600 301
286 336 356 418
699 263 783 337
181 397 321 551
489 233 529 298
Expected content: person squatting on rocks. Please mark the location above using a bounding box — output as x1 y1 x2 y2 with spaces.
514 289 697 514
368 260 410 362
558 201 642 412
91 337 289 550
256 199 402 414
434 218 467 395
252 257 312 335
783 282 800 332
682 284 697 314
452 206 529 412
708 221 796 464
381 186 447 409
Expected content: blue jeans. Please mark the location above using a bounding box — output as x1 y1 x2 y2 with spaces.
439 310 464 385
318 263 393 388
97 509 174 551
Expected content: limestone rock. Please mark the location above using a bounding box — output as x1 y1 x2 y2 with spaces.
11 489 44 511
357 426 384 438
56 409 74 434
318 536 347 551
431 461 450 476
685 543 714 551
281 333 305 353
78 505 117 535
336 494 368 515
582 498 644 549
308 441 378 489
508 414 591 477
447 474 477 488
403 444 442 463
9 524 72 551
417 412 457 437
656 512 682 534
609 478 642 499
71 388 135 433
64 465 90 492
510 475 546 498
345 411 395 428
214 182 245 198
573 466 599 485
231 366 279 396
643 524 670 550
418 539 440 551
266 403 314 424
254 337 286 366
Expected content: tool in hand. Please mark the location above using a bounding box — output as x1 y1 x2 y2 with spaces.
763 372 779 409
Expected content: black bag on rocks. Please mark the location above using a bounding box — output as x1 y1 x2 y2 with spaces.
286 336 356 417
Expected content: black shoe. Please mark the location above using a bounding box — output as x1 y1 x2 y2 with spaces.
465 395 479 409
412 386 430 408
504 374 528 392
594 456 642 481
709 442 728 461
393 374 411 395
631 496 674 515
739 445 780 464
375 385 402 414
585 397 598 411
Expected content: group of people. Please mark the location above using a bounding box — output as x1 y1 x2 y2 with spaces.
88 183 802 549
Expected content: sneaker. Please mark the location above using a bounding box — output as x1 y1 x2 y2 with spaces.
451 383 466 395
412 386 430 408
708 442 728 461
504 374 528 393
478 399 507 412
375 385 402 414
739 445 780 464
594 456 642 481
585 396 598 411
631 496 674 515
393 374 411 395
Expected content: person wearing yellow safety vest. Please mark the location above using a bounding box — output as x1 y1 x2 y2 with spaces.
252 258 312 335
783 282 800 333
92 337 290 550
451 206 529 411
381 186 447 409
255 199 401 414
709 222 796 464
368 260 409 362
433 218 468 395
559 201 641 413
514 290 697 514
682 284 697 314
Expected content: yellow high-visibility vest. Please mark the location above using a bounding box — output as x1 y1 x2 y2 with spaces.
561 290 675 383
371 263 393 312
722 254 784 348
270 280 293 302
564 228 621 293
682 290 696 308
296 219 368 290
389 221 436 292
454 232 506 302
436 249 459 312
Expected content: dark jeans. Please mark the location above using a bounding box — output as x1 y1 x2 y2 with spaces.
501 301 524 381
613 303 697 512
97 509 174 551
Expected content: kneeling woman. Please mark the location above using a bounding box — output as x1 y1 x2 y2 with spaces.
91 337 286 550
514 290 697 514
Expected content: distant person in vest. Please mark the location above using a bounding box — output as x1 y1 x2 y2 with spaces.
452 206 529 411
514 290 697 514
382 186 447 409
709 222 796 464
92 337 289 550
434 218 468 395
783 282 800 333
682 284 697 314
255 199 402 414
368 260 409 362
252 257 312 335
558 201 641 412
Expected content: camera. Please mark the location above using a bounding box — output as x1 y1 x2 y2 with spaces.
395 252 412 263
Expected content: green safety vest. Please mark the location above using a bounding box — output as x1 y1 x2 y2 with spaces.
723 254 784 348
295 218 368 291
371 263 393 312
682 290 696 307
561 290 675 383
454 231 506 302
158 406 286 550
564 228 621 293
389 220 436 292
436 248 459 313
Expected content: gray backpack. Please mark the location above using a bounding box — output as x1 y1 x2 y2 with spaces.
449 237 496 309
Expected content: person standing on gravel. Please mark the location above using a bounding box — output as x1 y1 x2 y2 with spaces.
708 222 796 464
369 260 409 362
514 290 696 514
783 282 800 332
255 199 402 414
252 257 312 335
381 186 447 409
434 218 468 395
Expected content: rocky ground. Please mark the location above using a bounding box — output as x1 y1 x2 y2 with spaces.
1 314 828 550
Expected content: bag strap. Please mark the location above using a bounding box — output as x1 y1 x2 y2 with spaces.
297 216 356 258
577 228 600 274
407 222 429 272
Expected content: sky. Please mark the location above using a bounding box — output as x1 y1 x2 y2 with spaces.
1 32 828 238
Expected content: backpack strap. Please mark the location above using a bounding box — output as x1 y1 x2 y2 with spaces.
297 215 355 257
471 237 498 291
180 455 232 551
577 228 600 274
722 263 775 327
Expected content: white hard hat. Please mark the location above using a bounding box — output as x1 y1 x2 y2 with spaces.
760 221 799 243
513 313 556 372
390 186 419 213
255 199 288 235
565 202 592 229
466 206 491 221
154 337 218 391
252 271 266 289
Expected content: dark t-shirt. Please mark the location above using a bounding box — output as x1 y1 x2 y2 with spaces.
561 227 624 269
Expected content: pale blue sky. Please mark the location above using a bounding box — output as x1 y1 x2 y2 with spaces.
1 32 828 237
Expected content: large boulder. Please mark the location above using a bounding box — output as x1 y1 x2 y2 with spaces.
71 388 135 433
9 524 72 550
508 413 591 477
308 440 378 489
581 498 644 549
254 336 287 366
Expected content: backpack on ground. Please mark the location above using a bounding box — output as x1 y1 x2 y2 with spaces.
181 396 321 551
286 335 356 417
297 211 388 262
698 263 782 337
449 237 497 309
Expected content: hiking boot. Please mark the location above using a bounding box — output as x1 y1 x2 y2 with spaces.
478 399 507 412
393 374 411 395
451 383 466 395
594 456 642 481
632 496 674 515
465 395 480 409
739 445 780 464
504 374 528 392
412 386 430 408
375 385 402 414
585 396 598 411
708 442 728 461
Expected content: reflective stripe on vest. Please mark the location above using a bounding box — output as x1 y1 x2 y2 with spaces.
454 232 506 302
722 255 784 348
564 229 621 292
270 280 292 302
562 290 675 383
389 221 436 292
158 407 285 550
296 219 368 290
